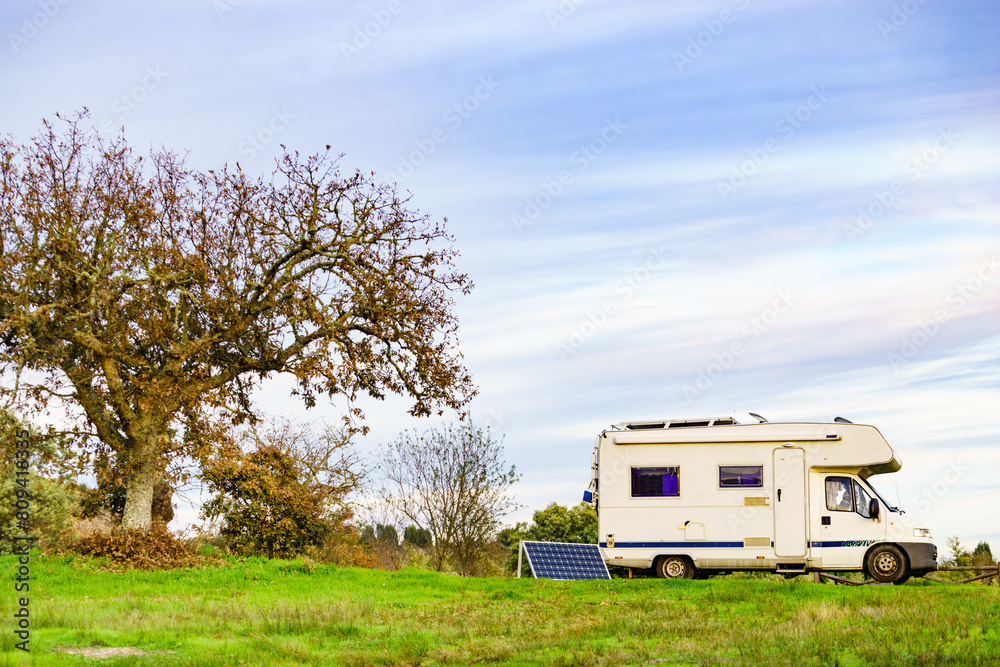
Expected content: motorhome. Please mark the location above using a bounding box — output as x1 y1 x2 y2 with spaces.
584 416 937 583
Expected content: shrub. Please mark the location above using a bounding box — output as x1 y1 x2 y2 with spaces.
201 418 363 559
361 523 404 570
203 445 335 558
0 474 81 554
304 525 376 568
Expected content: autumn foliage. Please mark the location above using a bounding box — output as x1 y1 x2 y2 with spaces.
200 418 364 559
203 445 337 558
0 111 475 531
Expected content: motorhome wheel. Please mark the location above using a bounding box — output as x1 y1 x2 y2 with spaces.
656 556 695 580
866 544 908 584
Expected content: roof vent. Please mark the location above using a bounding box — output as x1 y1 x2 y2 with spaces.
668 420 711 428
620 417 740 430
624 421 666 430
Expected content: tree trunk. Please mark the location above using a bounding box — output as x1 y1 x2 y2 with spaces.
120 431 164 531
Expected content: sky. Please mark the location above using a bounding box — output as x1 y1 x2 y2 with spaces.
2 0 998 550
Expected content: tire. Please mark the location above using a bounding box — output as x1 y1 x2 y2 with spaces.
866 544 908 584
655 555 695 580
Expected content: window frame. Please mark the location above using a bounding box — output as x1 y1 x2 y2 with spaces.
630 466 680 498
718 465 764 489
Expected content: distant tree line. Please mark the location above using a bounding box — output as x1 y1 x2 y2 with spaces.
945 537 996 567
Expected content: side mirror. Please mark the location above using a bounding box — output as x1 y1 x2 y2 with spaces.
869 498 880 520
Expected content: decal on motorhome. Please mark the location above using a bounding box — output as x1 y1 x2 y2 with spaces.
810 539 881 548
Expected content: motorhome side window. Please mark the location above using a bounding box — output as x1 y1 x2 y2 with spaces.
825 477 854 512
719 465 763 488
631 467 679 497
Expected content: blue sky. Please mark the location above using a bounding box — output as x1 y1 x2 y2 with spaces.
3 0 998 549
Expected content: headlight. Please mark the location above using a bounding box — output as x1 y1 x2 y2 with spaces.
913 528 932 538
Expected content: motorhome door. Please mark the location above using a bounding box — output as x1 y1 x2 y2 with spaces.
773 447 807 557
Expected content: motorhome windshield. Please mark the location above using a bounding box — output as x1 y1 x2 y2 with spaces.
863 476 900 512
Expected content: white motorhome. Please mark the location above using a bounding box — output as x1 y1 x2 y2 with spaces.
585 416 937 583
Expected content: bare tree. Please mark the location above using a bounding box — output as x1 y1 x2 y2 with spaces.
0 112 476 530
248 417 365 500
379 422 520 575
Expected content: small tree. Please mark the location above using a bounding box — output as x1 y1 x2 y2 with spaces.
946 536 973 567
379 422 520 575
972 541 995 566
201 419 361 558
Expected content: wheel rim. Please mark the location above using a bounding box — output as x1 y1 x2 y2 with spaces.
665 558 685 577
874 551 898 575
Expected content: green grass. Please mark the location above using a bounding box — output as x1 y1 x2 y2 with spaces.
2 555 998 666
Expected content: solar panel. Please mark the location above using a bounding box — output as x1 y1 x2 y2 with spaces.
519 541 611 580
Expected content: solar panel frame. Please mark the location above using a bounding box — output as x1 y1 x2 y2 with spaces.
520 540 611 580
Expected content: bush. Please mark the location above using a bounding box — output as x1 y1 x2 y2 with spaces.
0 474 81 554
201 418 362 560
304 525 376 568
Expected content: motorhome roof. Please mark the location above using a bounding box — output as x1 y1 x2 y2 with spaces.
604 419 901 476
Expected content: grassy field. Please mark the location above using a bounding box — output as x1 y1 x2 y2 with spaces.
2 555 998 666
